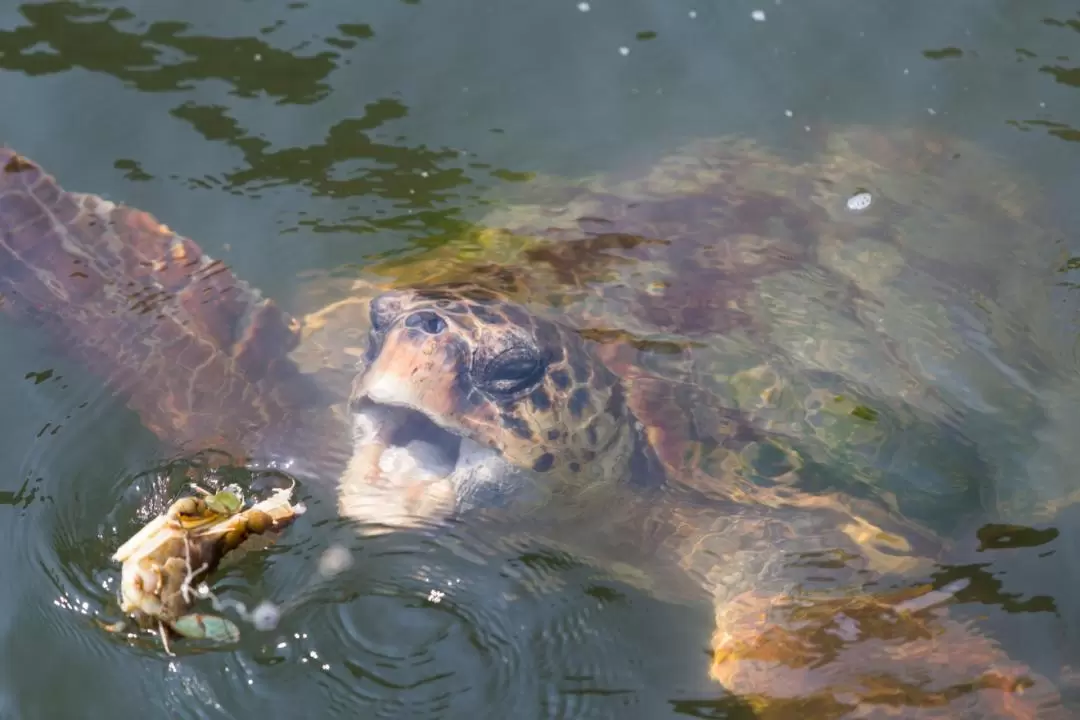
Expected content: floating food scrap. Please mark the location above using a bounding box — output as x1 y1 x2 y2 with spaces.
109 482 303 654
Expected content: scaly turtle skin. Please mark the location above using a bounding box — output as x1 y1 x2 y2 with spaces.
0 131 1066 716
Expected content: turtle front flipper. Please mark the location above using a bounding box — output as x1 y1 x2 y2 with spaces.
0 149 339 466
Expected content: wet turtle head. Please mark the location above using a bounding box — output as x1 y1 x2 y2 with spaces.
348 283 653 515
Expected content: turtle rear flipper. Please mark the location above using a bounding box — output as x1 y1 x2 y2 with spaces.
709 587 1065 719
0 149 335 464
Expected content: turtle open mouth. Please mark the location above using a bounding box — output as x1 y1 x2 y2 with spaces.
349 397 502 489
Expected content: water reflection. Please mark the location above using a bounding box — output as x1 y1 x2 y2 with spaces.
1005 11 1080 145
0 1 503 244
922 46 964 60
0 2 338 103
171 99 475 235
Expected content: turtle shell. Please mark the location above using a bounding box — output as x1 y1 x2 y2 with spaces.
289 124 1058 530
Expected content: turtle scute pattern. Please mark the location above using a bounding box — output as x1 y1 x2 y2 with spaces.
350 281 1064 718
306 125 1049 530
308 127 1068 715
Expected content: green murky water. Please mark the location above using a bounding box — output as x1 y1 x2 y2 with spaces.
3 1 1080 718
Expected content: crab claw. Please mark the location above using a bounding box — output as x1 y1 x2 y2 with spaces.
171 613 242 644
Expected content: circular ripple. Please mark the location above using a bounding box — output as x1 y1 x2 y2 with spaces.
25 449 716 718
204 518 714 719
212 522 538 717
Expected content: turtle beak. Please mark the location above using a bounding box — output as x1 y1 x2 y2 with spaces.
350 328 464 430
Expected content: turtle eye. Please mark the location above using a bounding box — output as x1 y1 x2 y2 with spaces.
404 310 447 335
477 347 545 396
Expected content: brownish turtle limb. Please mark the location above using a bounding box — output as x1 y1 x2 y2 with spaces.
0 149 345 467
708 586 1064 719
659 499 1064 719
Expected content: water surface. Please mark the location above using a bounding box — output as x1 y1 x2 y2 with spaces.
3 1 1080 718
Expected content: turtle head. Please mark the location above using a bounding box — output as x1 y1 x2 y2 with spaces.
346 283 654 519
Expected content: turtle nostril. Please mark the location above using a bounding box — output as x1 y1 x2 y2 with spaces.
404 310 447 335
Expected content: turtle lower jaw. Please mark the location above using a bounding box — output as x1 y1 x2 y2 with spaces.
356 399 465 472
347 398 509 514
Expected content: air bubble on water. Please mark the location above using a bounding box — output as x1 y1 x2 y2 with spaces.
751 10 766 21
577 2 590 10
688 9 697 18
619 46 630 56
927 108 937 115
846 191 872 212
252 601 281 631
784 109 793 117
318 544 353 578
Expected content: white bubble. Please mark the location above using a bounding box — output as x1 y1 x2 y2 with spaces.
927 107 937 115
318 544 353 577
784 109 793 117
846 191 872 212
688 9 697 18
751 9 766 21
619 46 630 56
251 601 281 631
577 1 590 10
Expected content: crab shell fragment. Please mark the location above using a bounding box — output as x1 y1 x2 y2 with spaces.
111 486 302 637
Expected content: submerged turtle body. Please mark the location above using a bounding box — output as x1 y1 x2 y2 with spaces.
0 128 1067 716
293 124 1056 529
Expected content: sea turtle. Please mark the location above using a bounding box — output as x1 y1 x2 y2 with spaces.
0 126 1067 717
